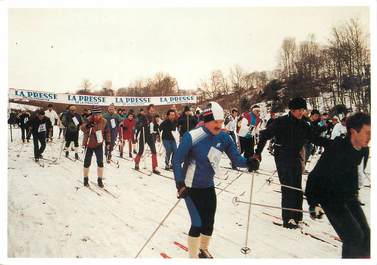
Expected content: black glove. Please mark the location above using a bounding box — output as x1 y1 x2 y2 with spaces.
86 121 95 129
309 204 324 220
176 182 188 199
247 156 260 172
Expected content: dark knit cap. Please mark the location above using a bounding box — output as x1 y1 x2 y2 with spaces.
91 107 102 114
288 97 307 110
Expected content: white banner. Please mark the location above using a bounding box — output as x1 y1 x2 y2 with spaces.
8 88 197 107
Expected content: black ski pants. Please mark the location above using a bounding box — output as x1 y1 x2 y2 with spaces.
185 187 217 237
275 151 303 224
32 132 46 159
65 131 79 148
239 136 254 159
137 133 157 156
84 144 104 168
322 199 370 258
21 127 30 141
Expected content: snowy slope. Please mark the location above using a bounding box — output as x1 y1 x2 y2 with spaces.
7 127 370 258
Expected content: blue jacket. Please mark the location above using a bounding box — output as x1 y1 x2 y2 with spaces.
173 126 248 188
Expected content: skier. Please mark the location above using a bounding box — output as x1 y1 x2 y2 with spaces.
177 105 198 140
253 97 330 229
28 110 53 161
17 109 31 143
62 105 83 160
134 104 160 174
159 109 178 170
173 101 260 258
103 104 122 163
237 105 262 159
44 103 59 142
305 112 370 258
119 111 136 158
266 111 277 155
224 108 238 144
331 117 347 139
80 107 110 188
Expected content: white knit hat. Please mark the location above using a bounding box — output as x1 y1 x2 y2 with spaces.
202 101 224 122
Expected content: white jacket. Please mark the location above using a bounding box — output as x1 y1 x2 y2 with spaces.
45 109 59 125
331 123 347 139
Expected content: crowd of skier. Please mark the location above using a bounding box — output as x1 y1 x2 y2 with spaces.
8 97 370 259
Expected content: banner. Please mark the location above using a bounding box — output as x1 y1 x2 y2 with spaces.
9 88 197 107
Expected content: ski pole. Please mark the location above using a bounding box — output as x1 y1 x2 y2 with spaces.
232 197 310 214
256 170 278 193
135 199 181 258
142 127 147 169
241 171 255 255
57 128 67 162
266 179 304 192
216 172 244 196
9 124 13 142
16 142 25 158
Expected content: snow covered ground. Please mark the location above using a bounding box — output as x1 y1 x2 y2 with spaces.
7 127 371 258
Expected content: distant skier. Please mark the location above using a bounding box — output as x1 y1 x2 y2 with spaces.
173 101 259 258
28 110 53 161
119 111 136 158
237 105 262 159
254 98 330 229
17 109 31 143
177 106 198 140
305 112 370 258
159 109 178 170
81 107 110 188
44 103 59 142
134 104 160 174
62 105 83 160
103 104 122 163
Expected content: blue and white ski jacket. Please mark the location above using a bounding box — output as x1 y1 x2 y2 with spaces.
173 126 248 188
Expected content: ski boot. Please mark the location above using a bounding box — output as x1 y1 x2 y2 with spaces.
133 150 137 155
129 152 132 158
283 219 299 229
165 164 170 170
75 153 80 160
135 163 140 170
152 168 161 175
65 151 69 158
120 153 123 158
97 177 104 188
83 177 89 187
198 249 213 258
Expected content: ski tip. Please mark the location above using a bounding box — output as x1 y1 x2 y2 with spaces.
160 252 171 259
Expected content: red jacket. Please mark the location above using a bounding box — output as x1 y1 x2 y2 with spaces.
121 118 136 140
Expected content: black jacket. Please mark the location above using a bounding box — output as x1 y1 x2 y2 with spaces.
305 136 369 206
28 116 52 135
177 114 197 137
159 119 177 141
255 112 331 160
17 113 31 128
135 114 153 139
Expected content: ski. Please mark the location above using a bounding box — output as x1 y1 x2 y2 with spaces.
35 160 45 167
89 181 119 199
117 156 133 162
271 221 338 247
65 156 77 162
132 168 153 176
173 241 188 252
152 171 174 181
301 230 339 248
160 252 171 259
77 180 102 196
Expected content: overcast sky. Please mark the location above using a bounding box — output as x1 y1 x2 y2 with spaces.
8 7 369 93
